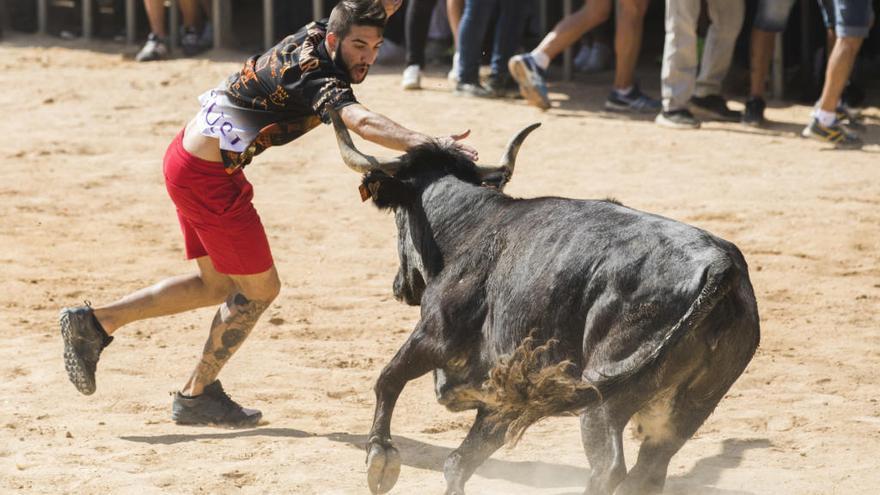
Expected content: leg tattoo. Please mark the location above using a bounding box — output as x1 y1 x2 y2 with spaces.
186 293 269 394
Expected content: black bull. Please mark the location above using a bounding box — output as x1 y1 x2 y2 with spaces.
349 126 760 495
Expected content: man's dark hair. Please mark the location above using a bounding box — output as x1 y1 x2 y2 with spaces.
327 0 387 39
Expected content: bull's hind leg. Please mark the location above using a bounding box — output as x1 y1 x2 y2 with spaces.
614 388 723 495
580 405 628 495
443 409 508 495
367 320 443 494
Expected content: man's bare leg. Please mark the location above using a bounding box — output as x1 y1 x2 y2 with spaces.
94 256 234 334
748 29 776 99
180 266 280 397
61 257 235 395
447 0 464 49
817 36 863 113
534 0 612 62
802 31 864 148
612 0 650 91
144 0 167 38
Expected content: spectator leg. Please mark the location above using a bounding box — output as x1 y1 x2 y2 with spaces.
457 0 497 84
613 0 650 91
695 0 744 98
405 0 436 68
533 0 612 61
489 0 529 77
749 29 776 98
660 0 700 111
817 36 863 112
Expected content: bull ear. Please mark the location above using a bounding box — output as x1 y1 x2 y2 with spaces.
360 172 415 209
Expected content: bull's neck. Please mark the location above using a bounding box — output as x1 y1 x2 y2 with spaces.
418 177 501 256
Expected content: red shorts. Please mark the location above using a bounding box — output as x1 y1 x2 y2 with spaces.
163 130 273 275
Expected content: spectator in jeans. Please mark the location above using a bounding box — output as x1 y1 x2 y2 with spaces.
454 0 528 98
742 0 797 126
802 0 874 149
136 0 211 62
655 0 744 129
508 0 660 112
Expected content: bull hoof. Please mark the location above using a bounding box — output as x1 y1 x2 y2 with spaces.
366 441 401 494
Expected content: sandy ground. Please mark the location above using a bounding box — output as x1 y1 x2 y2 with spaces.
1 34 879 495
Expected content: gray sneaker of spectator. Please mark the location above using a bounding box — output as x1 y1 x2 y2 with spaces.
508 54 550 110
136 33 169 62
454 82 494 99
605 85 661 113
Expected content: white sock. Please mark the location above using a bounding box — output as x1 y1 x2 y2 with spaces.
614 85 634 96
814 108 836 127
530 50 550 71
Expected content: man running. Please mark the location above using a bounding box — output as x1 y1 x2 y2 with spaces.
59 0 476 428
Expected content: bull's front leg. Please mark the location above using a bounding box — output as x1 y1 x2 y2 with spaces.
367 320 441 494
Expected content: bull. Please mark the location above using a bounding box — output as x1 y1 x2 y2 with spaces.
330 111 760 495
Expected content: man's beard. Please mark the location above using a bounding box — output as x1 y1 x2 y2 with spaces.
334 49 370 84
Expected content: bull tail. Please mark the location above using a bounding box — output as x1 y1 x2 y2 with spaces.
460 337 604 446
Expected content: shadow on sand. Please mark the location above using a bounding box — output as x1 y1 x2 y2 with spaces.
122 427 770 493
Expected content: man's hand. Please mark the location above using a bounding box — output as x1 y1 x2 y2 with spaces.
436 130 479 162
382 0 403 17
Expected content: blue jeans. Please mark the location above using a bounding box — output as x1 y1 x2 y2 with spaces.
818 0 875 37
457 0 527 84
754 0 797 32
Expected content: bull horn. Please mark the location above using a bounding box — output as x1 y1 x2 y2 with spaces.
498 122 541 178
329 108 403 175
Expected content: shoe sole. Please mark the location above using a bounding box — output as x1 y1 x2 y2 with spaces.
173 411 263 428
508 58 550 110
60 309 96 395
801 128 863 150
604 100 659 114
654 113 700 130
689 105 741 123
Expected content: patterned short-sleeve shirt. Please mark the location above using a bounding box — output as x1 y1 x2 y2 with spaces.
213 21 358 172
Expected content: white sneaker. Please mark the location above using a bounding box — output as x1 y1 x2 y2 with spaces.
579 42 612 74
573 44 592 73
401 64 421 90
447 52 460 83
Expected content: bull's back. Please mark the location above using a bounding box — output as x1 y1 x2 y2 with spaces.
480 197 753 369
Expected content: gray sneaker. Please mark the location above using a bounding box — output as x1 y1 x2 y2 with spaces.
454 82 494 98
605 85 661 113
60 303 113 395
172 380 262 427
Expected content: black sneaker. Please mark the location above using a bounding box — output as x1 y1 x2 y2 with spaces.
453 82 495 98
655 109 701 129
604 85 661 113
801 118 863 149
689 94 741 122
742 96 766 127
181 26 206 57
172 380 262 427
60 303 113 395
485 73 519 98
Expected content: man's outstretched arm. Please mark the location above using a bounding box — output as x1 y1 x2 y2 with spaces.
339 103 478 162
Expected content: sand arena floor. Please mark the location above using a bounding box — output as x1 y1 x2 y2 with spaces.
1 34 878 494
